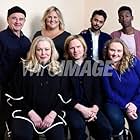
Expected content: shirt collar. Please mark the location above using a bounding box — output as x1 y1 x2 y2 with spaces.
7 26 24 38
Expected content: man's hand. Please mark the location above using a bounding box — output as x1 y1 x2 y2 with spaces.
87 105 99 122
75 103 99 122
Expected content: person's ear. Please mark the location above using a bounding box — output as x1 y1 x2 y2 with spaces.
7 17 9 22
90 18 92 23
132 16 134 21
118 18 121 23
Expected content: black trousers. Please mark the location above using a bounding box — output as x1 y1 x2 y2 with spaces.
0 85 14 140
0 86 7 140
11 118 65 140
66 109 113 140
0 117 6 140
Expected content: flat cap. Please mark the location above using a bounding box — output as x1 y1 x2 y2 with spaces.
8 6 26 17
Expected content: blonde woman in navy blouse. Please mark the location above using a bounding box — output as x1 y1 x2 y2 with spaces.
103 38 140 140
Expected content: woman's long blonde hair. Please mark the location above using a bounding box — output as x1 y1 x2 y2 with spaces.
104 38 134 74
22 36 61 75
64 35 87 60
41 6 65 30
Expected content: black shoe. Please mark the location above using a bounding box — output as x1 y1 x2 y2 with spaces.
113 135 124 140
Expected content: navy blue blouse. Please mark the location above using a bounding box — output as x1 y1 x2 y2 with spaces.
103 57 140 110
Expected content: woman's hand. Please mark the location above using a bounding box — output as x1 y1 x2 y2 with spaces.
41 111 57 129
28 110 42 128
127 111 138 120
126 102 137 113
126 102 138 120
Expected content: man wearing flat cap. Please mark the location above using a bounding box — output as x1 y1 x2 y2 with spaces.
0 6 31 139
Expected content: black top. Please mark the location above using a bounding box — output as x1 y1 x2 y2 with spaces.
63 59 102 108
0 27 31 85
33 31 71 60
10 63 71 118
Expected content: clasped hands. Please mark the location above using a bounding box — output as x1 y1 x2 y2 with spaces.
28 110 57 129
125 102 138 120
76 104 99 122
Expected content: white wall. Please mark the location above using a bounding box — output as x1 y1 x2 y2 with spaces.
0 0 140 39
85 0 140 34
0 0 85 39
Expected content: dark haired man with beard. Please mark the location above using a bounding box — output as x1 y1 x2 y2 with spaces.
80 10 112 140
80 9 111 62
111 6 140 59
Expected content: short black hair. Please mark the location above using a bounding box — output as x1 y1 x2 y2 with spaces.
91 10 107 21
118 6 132 16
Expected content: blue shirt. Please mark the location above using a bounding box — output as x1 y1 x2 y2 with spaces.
0 27 31 85
102 57 140 111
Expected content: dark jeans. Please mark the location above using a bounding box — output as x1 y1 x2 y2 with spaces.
104 103 140 140
66 109 112 140
11 118 65 140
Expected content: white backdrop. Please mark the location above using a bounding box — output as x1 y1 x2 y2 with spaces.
0 0 140 39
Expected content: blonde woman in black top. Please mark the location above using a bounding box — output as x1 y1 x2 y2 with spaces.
33 6 71 60
6 36 71 140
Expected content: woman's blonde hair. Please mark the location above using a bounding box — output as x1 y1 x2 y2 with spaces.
42 6 64 30
23 36 61 75
64 35 87 59
104 38 134 74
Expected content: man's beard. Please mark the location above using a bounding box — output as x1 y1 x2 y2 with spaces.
91 25 102 32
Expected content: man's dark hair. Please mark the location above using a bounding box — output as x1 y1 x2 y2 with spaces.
118 6 132 16
91 10 107 21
